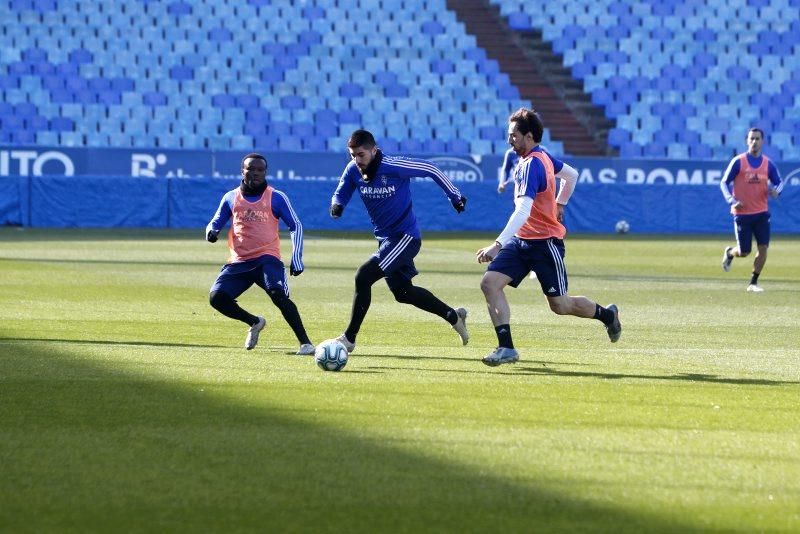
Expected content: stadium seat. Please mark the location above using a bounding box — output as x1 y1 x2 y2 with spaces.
446 139 470 153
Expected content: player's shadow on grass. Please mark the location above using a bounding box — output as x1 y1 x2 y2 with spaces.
0 257 220 267
515 366 799 386
373 353 592 366
0 336 698 532
570 272 800 288
0 337 228 349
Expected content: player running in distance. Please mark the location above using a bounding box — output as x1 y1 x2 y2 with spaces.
330 129 469 353
720 128 784 292
497 146 519 194
206 153 314 354
476 108 619 366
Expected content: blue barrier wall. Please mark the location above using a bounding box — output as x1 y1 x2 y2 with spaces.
1 146 798 233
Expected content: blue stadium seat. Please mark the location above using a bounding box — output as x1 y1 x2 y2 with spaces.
269 121 292 137
619 142 643 158
303 137 327 151
470 139 493 155
230 135 253 150
168 2 192 16
278 136 303 152
2 116 25 130
507 12 532 31
399 139 424 153
339 83 364 98
689 143 713 159
212 94 236 108
59 131 84 146
68 49 93 64
446 139 470 153
607 128 631 147
379 138 399 153
11 130 36 144
337 109 361 125
478 126 505 141
280 95 305 110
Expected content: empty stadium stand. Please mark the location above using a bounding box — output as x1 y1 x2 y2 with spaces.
1 0 797 160
447 0 612 155
489 0 800 160
0 0 565 156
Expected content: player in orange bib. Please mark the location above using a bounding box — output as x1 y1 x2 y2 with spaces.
475 108 620 366
206 153 314 353
719 128 784 292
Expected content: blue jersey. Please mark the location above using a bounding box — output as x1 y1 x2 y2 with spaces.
499 148 519 184
332 153 462 239
515 146 566 199
206 187 304 271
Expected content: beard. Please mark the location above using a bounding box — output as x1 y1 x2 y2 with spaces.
240 178 268 196
360 149 383 183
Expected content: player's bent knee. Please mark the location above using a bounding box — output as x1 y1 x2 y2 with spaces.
267 288 289 305
354 262 381 290
480 274 503 296
209 289 229 309
479 277 492 295
390 285 413 303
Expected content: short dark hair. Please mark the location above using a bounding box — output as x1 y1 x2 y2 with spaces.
509 108 544 143
347 129 376 149
747 127 765 139
241 152 267 170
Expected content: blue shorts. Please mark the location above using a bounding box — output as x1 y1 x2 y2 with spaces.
372 233 420 290
734 212 770 254
487 236 567 296
210 254 289 298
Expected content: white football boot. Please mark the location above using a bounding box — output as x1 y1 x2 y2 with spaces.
245 317 266 350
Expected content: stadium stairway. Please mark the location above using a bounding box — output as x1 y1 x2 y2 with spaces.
446 0 612 156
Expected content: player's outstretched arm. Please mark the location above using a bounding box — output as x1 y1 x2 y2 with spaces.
498 148 516 193
388 156 464 209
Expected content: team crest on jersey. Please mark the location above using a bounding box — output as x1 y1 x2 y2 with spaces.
381 175 388 185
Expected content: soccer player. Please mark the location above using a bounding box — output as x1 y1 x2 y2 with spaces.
720 128 784 292
497 146 519 194
475 108 619 366
206 153 314 353
329 129 469 352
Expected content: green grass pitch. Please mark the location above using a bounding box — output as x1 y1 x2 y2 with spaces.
1 228 798 532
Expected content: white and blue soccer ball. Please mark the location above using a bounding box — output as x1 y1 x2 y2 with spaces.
314 339 349 372
615 220 630 234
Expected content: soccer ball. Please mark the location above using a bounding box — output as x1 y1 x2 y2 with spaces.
615 220 630 234
314 339 349 372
